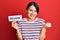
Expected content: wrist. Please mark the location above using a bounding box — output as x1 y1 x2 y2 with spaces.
16 29 19 32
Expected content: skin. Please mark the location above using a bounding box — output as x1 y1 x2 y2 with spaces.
12 5 51 40
26 5 37 21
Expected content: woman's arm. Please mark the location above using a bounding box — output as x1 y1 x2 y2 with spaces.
16 30 23 40
39 27 46 40
39 22 51 40
12 21 23 40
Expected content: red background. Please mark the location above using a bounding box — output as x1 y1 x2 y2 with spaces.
0 0 60 40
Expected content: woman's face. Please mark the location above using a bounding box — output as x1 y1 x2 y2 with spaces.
27 5 38 19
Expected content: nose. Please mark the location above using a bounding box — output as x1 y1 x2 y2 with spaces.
31 12 34 15
31 11 34 15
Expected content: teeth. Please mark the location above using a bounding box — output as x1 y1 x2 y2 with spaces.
32 15 34 16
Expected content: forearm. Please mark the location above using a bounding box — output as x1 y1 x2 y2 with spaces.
39 27 46 40
16 30 23 40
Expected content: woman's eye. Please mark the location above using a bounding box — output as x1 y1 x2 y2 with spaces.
29 9 32 11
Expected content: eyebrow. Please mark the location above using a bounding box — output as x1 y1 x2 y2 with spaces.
29 8 36 11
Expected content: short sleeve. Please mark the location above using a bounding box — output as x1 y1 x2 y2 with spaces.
38 18 46 27
18 21 22 33
41 19 45 26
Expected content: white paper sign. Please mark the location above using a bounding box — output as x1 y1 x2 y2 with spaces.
8 15 22 22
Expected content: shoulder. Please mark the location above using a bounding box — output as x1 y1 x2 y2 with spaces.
36 18 45 22
36 18 46 24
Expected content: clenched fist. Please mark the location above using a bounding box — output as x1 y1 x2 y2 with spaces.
45 22 51 28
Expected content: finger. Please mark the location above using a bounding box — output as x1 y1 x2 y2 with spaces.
11 21 16 27
12 21 14 25
45 22 51 27
14 20 17 24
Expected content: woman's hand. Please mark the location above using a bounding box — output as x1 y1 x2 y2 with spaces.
12 21 18 30
12 21 23 40
45 22 51 28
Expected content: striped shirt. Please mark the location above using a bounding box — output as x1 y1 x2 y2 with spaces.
18 18 45 40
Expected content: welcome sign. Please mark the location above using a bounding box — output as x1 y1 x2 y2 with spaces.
8 15 22 22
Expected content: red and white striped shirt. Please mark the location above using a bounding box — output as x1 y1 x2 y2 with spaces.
18 18 45 40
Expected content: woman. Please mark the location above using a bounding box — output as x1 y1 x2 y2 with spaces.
12 2 51 40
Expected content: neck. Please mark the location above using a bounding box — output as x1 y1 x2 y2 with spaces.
27 17 36 22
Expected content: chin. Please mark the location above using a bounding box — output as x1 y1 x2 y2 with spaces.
28 16 36 19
